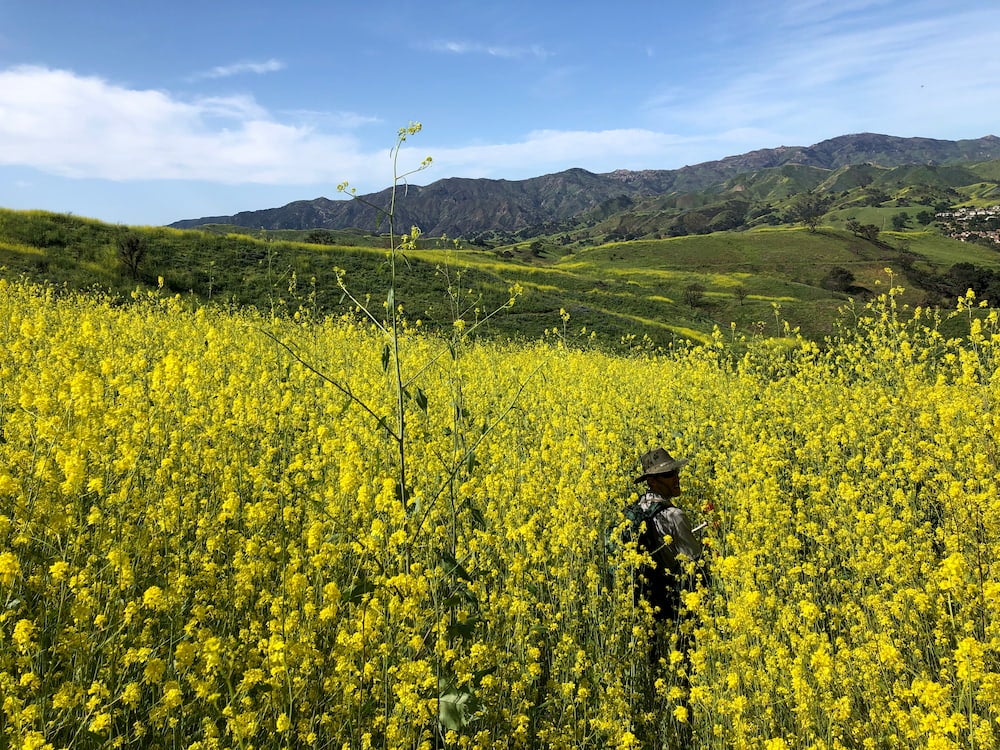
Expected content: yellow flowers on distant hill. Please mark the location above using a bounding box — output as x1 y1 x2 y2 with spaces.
0 277 998 749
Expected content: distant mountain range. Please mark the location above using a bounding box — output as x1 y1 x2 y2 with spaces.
169 133 1000 239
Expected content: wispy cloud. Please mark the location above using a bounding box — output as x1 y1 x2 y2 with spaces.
771 0 896 29
643 3 1000 146
283 109 382 129
420 129 703 176
192 58 286 80
196 95 269 120
426 40 550 60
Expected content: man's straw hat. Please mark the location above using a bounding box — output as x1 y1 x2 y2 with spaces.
634 446 690 483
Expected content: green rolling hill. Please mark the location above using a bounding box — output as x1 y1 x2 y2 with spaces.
4 204 1000 350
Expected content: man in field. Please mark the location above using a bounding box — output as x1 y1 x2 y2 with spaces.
626 446 705 623
623 447 709 748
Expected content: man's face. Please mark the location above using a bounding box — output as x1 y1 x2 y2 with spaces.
648 471 681 498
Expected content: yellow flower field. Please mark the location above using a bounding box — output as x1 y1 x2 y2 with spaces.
0 277 998 749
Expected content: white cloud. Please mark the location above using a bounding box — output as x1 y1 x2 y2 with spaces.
192 58 286 80
426 40 550 60
0 65 375 184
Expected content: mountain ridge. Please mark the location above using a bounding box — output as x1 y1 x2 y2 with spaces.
168 133 1000 237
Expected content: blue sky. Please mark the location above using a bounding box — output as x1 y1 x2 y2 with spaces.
1 0 998 226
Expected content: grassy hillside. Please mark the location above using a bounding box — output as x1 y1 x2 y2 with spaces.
971 159 1000 181
3 207 1000 348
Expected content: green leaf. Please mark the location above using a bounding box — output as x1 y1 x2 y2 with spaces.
442 590 479 608
336 393 353 418
341 577 376 603
415 387 428 412
447 615 481 641
381 344 390 373
441 550 473 582
396 482 411 507
376 414 392 438
468 505 486 530
439 682 477 731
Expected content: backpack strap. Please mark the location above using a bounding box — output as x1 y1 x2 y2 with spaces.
624 500 664 525
627 494 669 521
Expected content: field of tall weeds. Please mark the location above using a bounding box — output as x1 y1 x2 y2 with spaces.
0 275 998 749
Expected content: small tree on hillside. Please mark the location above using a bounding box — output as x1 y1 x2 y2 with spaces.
821 266 855 293
859 224 881 244
891 212 911 231
305 229 337 245
683 282 706 307
789 192 829 232
116 230 147 280
864 187 890 207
